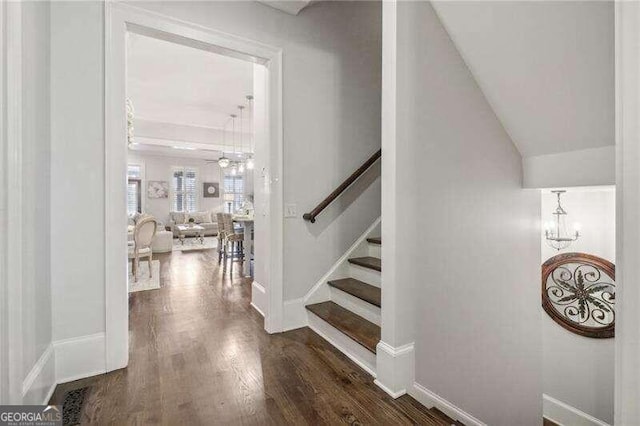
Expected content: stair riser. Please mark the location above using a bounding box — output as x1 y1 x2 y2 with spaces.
368 244 381 259
349 264 381 287
307 311 377 376
330 287 381 326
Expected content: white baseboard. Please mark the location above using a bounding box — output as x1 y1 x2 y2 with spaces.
307 311 376 377
22 344 56 404
250 281 267 317
54 333 106 384
410 382 486 426
374 341 413 398
282 297 306 331
543 394 610 426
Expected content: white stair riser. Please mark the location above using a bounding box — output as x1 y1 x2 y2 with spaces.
330 287 381 326
307 311 377 376
368 243 381 259
349 264 381 287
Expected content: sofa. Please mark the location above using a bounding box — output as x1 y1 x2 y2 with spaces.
167 211 219 237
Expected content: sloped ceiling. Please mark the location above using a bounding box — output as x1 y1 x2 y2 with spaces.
432 1 614 158
258 1 313 16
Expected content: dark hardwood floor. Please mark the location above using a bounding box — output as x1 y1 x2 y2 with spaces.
50 248 446 425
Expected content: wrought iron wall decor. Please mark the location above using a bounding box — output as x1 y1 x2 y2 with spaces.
542 253 615 338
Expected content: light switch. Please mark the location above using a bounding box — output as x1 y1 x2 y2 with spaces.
284 203 297 218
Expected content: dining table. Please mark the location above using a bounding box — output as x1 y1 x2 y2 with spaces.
233 215 254 277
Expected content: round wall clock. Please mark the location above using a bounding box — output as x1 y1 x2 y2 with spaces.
542 252 615 338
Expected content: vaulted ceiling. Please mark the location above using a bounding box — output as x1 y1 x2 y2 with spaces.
432 1 614 158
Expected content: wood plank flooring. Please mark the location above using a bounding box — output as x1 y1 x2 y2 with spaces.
50 248 445 425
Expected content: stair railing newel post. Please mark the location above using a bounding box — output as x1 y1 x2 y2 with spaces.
303 149 381 223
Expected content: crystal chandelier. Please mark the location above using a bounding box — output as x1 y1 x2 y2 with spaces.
545 190 581 251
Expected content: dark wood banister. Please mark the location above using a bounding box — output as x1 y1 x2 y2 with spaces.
303 149 381 223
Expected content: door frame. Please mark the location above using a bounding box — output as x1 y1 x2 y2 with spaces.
0 0 24 404
614 1 640 422
104 3 284 372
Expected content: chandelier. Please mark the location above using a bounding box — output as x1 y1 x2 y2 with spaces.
544 190 581 251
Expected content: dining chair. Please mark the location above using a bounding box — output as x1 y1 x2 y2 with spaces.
128 215 157 282
216 212 226 264
222 213 244 276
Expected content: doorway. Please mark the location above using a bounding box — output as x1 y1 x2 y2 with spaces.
105 3 284 372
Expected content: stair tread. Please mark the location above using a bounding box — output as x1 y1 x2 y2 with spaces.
348 256 381 272
367 237 381 245
306 301 380 353
328 278 381 307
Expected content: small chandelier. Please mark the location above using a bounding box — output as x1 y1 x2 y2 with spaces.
545 190 580 251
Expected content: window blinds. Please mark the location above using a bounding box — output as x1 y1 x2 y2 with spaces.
172 167 198 212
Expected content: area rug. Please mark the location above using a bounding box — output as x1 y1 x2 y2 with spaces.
172 236 218 252
62 386 89 426
128 259 160 293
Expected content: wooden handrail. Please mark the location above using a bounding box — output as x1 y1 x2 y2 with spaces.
303 149 381 223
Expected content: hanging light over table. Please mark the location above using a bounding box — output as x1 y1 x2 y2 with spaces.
246 95 255 170
218 117 231 168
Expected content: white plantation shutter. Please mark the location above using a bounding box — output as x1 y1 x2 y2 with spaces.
127 165 142 214
223 175 244 213
172 167 198 212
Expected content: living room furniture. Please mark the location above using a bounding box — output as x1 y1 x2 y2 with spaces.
167 211 218 237
129 215 157 282
176 224 205 245
151 230 173 253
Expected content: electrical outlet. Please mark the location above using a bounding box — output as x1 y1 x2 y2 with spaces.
284 203 297 218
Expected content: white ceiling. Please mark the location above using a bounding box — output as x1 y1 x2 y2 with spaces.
127 32 254 130
432 1 614 158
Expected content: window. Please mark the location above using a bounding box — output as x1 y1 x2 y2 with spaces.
127 165 142 215
172 167 198 212
224 175 244 213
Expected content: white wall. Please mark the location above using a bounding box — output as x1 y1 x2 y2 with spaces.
50 1 105 342
385 2 541 424
21 0 54 403
127 152 226 222
49 0 381 353
541 188 615 424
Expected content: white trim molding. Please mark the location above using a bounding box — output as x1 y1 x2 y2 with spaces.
543 394 610 426
614 1 640 422
374 341 414 398
410 382 486 426
54 333 106 385
3 0 23 404
250 281 267 317
21 345 55 405
105 3 284 372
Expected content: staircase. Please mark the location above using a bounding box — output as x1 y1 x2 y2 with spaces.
305 236 465 426
305 233 382 375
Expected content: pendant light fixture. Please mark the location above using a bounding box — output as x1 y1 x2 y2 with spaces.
544 190 581 251
245 95 255 170
217 117 231 168
237 105 245 174
229 113 238 176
